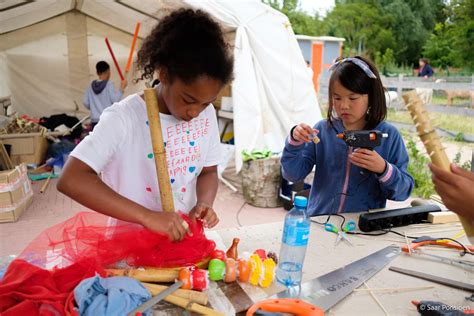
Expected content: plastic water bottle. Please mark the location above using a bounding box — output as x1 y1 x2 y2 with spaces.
276 196 310 287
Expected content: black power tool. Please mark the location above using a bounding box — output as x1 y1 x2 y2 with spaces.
336 130 388 150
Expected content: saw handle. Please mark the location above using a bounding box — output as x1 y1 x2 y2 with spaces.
246 298 323 316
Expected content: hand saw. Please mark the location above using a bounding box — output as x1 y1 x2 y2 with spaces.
247 245 401 315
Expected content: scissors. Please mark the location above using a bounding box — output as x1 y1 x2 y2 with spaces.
325 220 356 247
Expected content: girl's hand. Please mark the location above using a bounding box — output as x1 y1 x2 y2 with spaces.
189 202 219 228
141 210 189 241
349 148 386 174
292 123 319 143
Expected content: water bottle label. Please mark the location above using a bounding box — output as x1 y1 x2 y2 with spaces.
282 219 310 246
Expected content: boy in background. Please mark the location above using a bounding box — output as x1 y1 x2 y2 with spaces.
83 61 127 129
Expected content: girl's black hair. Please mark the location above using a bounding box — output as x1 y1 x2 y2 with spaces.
136 9 234 85
327 56 386 130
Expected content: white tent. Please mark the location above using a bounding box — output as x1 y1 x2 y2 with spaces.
0 0 321 171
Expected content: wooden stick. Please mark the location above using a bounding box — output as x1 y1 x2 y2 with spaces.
354 285 434 293
105 37 124 80
40 172 53 193
364 282 389 316
403 90 474 241
105 268 178 282
409 227 463 235
144 88 175 212
142 282 208 306
125 22 141 74
164 294 225 316
63 115 90 136
404 231 412 254
452 231 465 240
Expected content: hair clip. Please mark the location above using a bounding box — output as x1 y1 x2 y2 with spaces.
329 57 377 79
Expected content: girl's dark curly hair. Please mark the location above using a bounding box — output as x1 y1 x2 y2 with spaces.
136 8 234 85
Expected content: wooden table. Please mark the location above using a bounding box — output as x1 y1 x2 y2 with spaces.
201 213 474 315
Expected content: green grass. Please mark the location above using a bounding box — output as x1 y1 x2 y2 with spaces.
431 95 469 106
387 109 474 135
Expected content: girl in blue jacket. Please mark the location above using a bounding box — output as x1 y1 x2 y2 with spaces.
281 56 414 216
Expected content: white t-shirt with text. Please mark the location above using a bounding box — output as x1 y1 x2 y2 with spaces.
71 93 221 214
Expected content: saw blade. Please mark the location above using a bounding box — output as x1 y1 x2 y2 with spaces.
274 245 401 311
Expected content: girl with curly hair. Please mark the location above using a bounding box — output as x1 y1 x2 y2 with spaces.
58 9 234 241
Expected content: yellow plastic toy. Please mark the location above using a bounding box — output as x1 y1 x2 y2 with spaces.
249 254 263 286
260 258 276 288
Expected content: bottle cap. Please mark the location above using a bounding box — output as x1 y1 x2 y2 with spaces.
294 196 307 208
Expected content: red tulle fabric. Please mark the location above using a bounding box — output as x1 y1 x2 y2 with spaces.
0 258 101 316
19 211 216 269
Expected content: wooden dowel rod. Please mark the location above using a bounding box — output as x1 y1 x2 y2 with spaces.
105 268 179 282
363 282 389 316
144 88 175 212
164 294 225 316
142 282 208 306
40 172 53 193
403 90 474 240
354 285 434 293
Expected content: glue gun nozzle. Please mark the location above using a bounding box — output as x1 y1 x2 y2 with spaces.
336 133 344 139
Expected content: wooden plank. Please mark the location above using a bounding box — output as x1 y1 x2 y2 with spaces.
389 266 474 291
0 141 13 170
427 211 459 224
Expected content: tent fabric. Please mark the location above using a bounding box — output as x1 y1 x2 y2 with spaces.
0 0 321 171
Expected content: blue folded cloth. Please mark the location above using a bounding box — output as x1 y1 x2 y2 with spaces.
74 275 152 316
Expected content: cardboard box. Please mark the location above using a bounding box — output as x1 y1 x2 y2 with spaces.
0 132 48 165
213 83 232 109
0 164 33 223
0 194 33 223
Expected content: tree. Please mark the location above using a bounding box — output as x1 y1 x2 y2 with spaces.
380 0 446 66
333 0 446 65
375 48 395 75
448 0 474 70
323 3 395 59
423 23 459 70
422 0 474 71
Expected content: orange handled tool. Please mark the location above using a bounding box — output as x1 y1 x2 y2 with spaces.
246 298 323 316
402 238 474 253
402 236 474 271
